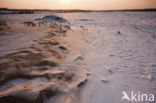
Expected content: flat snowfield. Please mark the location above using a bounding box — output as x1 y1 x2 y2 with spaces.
0 12 156 103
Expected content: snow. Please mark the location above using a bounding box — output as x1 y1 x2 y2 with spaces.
0 11 156 103
58 12 156 103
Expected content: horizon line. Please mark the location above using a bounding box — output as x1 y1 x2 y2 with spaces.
0 7 156 11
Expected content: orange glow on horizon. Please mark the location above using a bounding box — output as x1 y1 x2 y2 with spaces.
0 0 156 10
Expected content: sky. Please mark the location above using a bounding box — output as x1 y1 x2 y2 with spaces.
0 0 156 10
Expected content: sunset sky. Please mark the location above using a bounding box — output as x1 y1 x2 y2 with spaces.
0 0 156 10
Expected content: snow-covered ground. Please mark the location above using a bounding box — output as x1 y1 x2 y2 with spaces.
59 12 156 103
0 12 156 103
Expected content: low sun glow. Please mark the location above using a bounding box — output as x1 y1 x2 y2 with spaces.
62 0 70 4
0 0 156 10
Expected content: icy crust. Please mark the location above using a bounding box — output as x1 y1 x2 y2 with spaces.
0 13 88 103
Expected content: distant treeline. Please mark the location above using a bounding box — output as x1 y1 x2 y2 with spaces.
0 8 156 14
0 8 34 14
100 9 156 12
